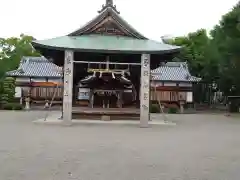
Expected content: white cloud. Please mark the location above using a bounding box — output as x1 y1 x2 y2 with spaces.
0 0 238 41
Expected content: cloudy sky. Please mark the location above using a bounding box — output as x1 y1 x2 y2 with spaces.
0 0 238 41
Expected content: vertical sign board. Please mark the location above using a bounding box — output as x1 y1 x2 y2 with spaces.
63 50 74 125
140 54 150 127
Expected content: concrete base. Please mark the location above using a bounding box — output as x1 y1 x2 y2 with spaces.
33 113 176 127
101 115 111 121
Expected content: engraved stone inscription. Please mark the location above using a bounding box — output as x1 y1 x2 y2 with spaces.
66 52 72 64
143 57 149 67
143 70 149 76
143 82 149 89
65 68 71 75
143 93 148 100
63 50 74 124
64 91 69 96
142 104 148 110
140 54 150 127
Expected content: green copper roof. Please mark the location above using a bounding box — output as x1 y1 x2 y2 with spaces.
32 34 180 54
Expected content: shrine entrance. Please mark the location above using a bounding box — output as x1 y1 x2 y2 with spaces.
93 90 120 108
75 59 139 109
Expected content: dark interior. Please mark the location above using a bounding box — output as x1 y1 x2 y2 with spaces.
36 47 178 105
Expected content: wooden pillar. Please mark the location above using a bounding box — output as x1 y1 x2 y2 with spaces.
106 56 110 70
20 88 23 105
63 50 74 125
89 89 94 108
140 54 150 128
89 89 92 108
118 91 123 108
120 91 123 108
92 90 95 108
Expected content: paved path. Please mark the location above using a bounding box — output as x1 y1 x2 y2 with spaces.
0 111 240 180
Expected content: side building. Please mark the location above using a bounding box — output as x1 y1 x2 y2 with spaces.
151 61 201 108
6 56 63 104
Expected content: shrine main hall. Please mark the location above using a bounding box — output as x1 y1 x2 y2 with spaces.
31 0 181 127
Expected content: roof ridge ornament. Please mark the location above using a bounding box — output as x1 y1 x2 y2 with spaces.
98 0 120 14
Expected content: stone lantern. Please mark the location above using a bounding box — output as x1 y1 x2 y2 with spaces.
179 95 185 114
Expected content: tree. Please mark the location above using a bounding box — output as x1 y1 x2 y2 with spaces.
168 1 240 102
169 29 219 83
0 77 15 105
0 34 40 79
211 2 240 95
0 34 40 105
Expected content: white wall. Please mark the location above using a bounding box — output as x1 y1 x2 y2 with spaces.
48 78 62 83
15 87 22 98
164 82 177 87
31 78 47 82
186 92 193 102
16 77 61 83
16 78 30 82
151 82 163 87
152 81 193 87
179 82 192 87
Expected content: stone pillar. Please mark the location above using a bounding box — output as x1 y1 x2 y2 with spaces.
63 50 74 125
20 97 23 105
25 96 30 110
25 88 31 110
140 54 150 128
179 100 185 114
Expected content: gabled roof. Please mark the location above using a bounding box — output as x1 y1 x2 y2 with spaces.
68 0 146 39
6 57 62 78
32 0 181 54
151 61 201 82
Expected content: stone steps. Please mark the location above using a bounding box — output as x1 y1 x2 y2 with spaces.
72 113 140 120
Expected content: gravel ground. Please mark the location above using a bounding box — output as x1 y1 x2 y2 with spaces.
0 111 240 180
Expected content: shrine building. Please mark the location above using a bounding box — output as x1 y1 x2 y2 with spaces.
30 0 181 127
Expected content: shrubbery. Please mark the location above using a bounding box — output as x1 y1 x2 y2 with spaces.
0 77 16 105
2 103 23 110
0 77 21 110
150 104 160 113
168 107 178 114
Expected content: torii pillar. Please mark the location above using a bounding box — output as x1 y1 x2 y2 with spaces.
140 54 150 128
63 50 74 125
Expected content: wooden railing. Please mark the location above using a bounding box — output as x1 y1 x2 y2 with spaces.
22 87 63 100
151 90 187 102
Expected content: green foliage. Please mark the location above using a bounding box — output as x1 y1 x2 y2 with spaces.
2 103 23 110
210 3 240 96
0 81 3 99
0 34 39 105
0 77 16 105
0 34 40 79
168 2 240 97
227 96 240 113
170 29 218 83
168 107 178 114
150 104 160 113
